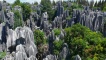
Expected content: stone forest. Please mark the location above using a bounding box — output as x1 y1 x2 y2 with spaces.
0 0 106 60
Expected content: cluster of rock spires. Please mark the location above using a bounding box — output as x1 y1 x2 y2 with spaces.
0 23 37 60
0 0 106 60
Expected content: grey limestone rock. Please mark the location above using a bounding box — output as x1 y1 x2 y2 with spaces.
43 54 56 60
1 22 9 51
2 26 38 60
5 10 14 28
59 30 65 39
56 1 64 17
16 44 25 53
68 8 104 33
15 51 27 60
27 55 37 60
59 43 69 60
42 12 48 21
6 29 17 52
53 16 62 29
2 54 15 60
75 55 81 60
14 5 22 12
63 10 69 19
0 23 3 41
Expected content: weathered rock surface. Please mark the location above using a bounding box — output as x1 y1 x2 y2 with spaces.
67 9 104 32
75 55 81 60
43 54 56 60
56 1 64 17
59 43 70 60
1 26 38 60
0 0 106 60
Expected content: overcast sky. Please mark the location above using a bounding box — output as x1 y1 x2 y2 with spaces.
0 0 100 4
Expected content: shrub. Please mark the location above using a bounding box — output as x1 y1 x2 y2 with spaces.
34 30 45 45
14 10 22 29
64 23 105 59
0 52 6 59
53 40 63 55
53 28 61 36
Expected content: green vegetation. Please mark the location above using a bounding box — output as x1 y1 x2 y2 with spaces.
94 0 106 11
53 28 61 36
64 23 106 59
11 0 106 59
13 0 31 21
14 10 22 29
40 0 51 13
66 16 72 20
53 40 63 55
72 3 82 10
34 30 46 45
0 52 6 59
12 0 21 7
34 2 38 5
41 0 56 21
103 7 106 12
21 3 31 21
34 29 48 54
63 1 68 10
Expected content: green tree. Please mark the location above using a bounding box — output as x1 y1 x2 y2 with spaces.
63 1 68 10
90 0 94 8
64 24 105 59
41 0 55 21
14 10 22 29
103 7 106 11
34 30 45 45
94 1 98 7
12 0 21 7
21 3 31 21
52 0 56 6
34 2 38 5
34 29 48 58
41 0 51 13
53 28 61 36
53 40 63 55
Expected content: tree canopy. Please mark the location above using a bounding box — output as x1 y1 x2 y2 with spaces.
41 0 56 21
34 30 45 45
53 28 61 36
53 40 63 55
64 24 106 59
14 10 22 29
21 3 31 21
12 0 21 7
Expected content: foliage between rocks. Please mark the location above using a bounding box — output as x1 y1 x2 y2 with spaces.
0 52 6 59
64 24 106 59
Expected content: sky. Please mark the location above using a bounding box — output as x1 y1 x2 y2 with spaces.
0 0 100 4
